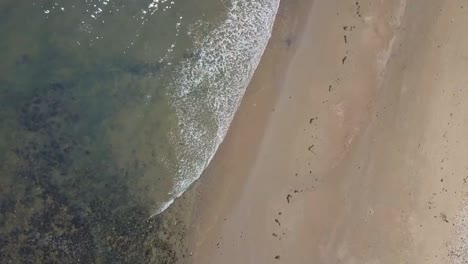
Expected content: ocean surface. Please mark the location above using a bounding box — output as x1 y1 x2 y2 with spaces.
0 0 278 262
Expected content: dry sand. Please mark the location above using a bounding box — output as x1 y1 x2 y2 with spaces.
188 0 468 263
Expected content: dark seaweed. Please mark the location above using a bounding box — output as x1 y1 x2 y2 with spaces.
0 1 193 262
0 80 185 263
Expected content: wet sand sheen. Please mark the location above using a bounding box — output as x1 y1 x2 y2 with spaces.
189 0 467 263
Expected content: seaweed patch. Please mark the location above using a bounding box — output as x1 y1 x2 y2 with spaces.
0 81 186 263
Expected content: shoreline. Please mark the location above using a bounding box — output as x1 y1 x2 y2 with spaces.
188 0 467 263
185 0 316 255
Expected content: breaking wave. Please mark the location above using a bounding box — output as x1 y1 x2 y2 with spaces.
152 0 280 216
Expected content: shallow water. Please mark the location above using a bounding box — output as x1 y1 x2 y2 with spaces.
0 0 278 262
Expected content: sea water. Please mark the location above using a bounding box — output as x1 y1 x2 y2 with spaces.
0 0 278 261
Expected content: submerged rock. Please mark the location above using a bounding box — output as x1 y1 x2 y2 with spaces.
0 79 187 263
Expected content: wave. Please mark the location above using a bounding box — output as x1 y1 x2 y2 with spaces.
151 0 280 217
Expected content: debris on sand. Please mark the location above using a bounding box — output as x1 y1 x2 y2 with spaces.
275 219 281 226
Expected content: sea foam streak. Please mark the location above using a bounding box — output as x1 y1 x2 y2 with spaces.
151 0 280 217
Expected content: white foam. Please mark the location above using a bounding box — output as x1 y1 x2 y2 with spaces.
150 198 175 218
448 198 467 264
152 0 280 216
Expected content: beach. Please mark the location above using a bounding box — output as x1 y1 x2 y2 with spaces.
188 0 468 263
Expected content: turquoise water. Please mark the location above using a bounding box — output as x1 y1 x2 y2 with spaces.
0 0 278 262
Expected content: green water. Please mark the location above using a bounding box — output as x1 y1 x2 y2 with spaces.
0 0 227 262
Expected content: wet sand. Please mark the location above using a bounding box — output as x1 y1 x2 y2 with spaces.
188 0 467 263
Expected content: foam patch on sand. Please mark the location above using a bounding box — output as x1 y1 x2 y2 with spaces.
448 198 467 264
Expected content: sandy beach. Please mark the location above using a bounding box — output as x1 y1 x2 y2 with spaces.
188 0 467 263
